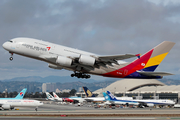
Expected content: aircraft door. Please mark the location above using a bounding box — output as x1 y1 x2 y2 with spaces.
124 69 128 75
16 44 20 49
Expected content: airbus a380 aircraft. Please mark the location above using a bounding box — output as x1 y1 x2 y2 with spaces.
2 37 175 79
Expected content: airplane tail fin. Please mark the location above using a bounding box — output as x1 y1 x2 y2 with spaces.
15 88 27 99
102 92 111 101
46 92 54 100
82 86 96 97
125 41 175 74
53 92 60 99
141 41 175 72
106 91 117 100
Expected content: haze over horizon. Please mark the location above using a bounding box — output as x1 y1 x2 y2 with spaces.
1 0 180 80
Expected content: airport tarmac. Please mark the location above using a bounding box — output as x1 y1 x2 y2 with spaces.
0 104 180 119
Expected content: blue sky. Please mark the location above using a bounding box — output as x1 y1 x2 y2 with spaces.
0 0 180 80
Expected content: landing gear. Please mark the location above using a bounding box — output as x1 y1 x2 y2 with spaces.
9 57 13 61
71 72 91 79
35 107 38 111
9 52 13 61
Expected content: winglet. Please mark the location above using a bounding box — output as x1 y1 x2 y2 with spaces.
135 54 141 59
15 88 27 99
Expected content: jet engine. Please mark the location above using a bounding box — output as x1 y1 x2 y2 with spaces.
48 64 63 70
56 56 72 67
147 103 154 107
79 55 95 66
2 104 11 110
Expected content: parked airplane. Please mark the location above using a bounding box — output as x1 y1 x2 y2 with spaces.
82 86 132 102
1 88 27 100
106 91 175 108
0 99 43 110
53 92 74 103
68 96 85 103
0 88 42 110
2 38 175 79
103 91 139 106
46 92 74 103
52 92 63 102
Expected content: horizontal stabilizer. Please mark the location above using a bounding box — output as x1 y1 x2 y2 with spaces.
137 71 174 76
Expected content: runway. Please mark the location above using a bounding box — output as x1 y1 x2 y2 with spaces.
0 104 180 119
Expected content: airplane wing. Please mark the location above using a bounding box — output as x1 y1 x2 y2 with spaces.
39 55 57 62
137 71 174 76
92 54 137 66
97 54 137 61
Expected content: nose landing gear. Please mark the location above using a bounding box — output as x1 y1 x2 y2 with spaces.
71 72 91 79
9 52 13 61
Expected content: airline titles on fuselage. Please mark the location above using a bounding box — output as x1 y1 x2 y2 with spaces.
7 100 35 102
22 43 48 52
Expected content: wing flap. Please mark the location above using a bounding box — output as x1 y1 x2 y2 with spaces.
137 71 174 76
97 54 137 61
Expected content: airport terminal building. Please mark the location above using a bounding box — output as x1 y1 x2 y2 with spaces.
93 79 180 103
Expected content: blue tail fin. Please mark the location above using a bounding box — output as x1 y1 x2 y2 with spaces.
106 91 117 100
15 88 27 99
82 86 96 97
102 92 111 101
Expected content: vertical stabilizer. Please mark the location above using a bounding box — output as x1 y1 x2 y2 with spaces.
53 92 60 99
15 88 27 99
46 92 54 100
141 41 175 72
82 86 96 97
106 91 117 100
102 92 111 101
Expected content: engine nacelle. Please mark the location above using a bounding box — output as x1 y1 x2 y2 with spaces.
56 56 72 67
2 104 11 110
147 103 154 107
79 55 95 66
48 64 63 70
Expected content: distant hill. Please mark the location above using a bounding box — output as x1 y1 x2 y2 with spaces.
1 76 101 83
1 76 180 93
159 78 180 85
0 76 119 92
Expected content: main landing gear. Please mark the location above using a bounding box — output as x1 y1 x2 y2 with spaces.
71 72 91 79
9 52 13 61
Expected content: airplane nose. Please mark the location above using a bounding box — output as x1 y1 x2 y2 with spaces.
2 42 9 49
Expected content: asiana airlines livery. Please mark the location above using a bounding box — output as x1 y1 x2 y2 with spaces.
2 37 175 79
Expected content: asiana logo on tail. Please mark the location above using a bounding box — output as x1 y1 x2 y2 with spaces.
87 90 92 97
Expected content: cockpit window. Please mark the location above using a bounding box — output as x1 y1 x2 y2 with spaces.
9 40 13 43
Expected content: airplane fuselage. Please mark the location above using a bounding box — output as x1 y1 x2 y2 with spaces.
2 38 129 77
0 99 43 107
